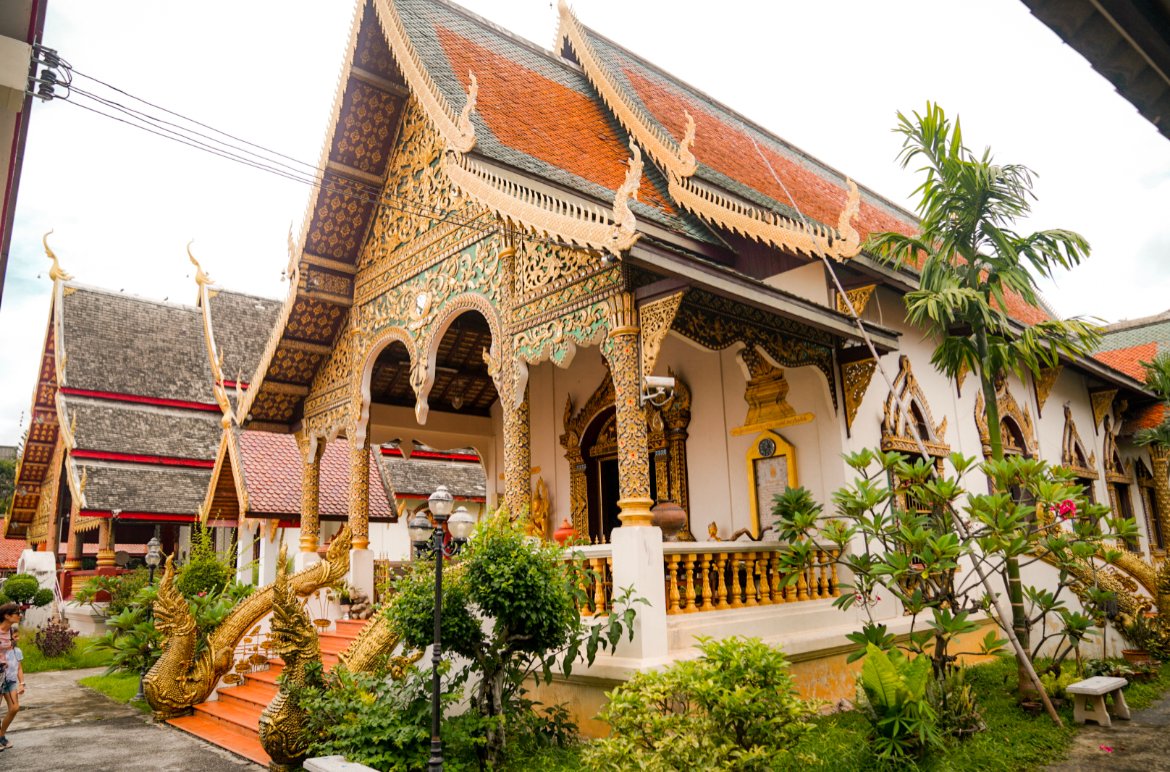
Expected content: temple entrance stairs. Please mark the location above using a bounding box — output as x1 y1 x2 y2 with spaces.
167 618 368 766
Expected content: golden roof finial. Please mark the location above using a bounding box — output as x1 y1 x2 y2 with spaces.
43 230 73 282
285 223 298 281
187 240 212 287
457 71 479 140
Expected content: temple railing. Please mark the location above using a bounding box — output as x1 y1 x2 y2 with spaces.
562 541 840 618
662 542 840 615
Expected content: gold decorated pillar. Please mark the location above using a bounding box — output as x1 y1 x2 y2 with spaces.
662 378 694 540
1150 446 1170 550
96 519 116 568
296 434 324 553
602 292 653 526
502 386 531 516
349 437 370 551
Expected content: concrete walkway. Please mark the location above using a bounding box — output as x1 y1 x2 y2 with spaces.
0 667 262 771
1048 690 1170 771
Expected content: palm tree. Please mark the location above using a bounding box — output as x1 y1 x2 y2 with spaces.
1134 353 1170 549
867 103 1101 691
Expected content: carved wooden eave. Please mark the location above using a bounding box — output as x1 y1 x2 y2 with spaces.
836 284 877 317
372 0 475 153
881 355 950 457
442 144 642 257
666 174 862 260
638 290 685 376
200 429 250 527
730 346 814 436
839 350 877 435
190 246 235 425
557 1 861 261
1061 404 1098 480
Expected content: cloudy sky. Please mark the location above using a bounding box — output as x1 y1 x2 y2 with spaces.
1 0 1168 445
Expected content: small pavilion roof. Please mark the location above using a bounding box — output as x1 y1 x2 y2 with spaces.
376 443 486 502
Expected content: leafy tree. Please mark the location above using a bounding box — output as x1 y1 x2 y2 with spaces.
176 525 233 598
0 573 52 608
1133 353 1170 549
867 103 1101 692
385 512 641 766
0 458 15 513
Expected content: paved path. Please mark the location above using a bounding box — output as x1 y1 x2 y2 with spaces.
0 667 262 771
1048 690 1170 771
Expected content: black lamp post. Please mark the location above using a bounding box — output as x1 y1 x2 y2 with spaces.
408 488 475 771
133 536 164 703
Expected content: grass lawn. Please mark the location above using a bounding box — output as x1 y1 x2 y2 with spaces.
78 672 150 713
21 635 113 673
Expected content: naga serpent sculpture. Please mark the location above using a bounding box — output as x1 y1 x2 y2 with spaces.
144 525 352 719
258 546 320 772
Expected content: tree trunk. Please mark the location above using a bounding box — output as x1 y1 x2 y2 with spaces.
975 328 1032 694
477 668 507 766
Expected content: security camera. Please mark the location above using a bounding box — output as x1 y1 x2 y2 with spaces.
641 374 676 407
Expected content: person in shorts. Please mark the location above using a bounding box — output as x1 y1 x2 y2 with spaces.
0 602 26 750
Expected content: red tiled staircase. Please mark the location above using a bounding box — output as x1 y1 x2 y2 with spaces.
167 618 368 766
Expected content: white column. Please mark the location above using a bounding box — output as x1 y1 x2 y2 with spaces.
257 525 280 586
609 525 669 661
349 548 374 598
235 523 253 585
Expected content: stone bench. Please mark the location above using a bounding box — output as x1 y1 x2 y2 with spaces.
1066 676 1131 727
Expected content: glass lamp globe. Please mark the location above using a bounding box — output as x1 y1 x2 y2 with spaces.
448 507 475 542
408 512 433 548
428 484 455 520
145 536 163 568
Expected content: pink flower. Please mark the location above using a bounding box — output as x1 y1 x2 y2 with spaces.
1050 499 1077 520
1099 745 1113 753
197 591 207 597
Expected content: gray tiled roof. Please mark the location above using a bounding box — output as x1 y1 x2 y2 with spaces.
377 455 486 500
76 461 212 515
61 285 212 403
207 291 282 384
1102 311 1170 349
63 397 221 460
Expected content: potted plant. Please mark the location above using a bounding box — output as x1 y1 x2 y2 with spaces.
334 583 353 619
1121 612 1160 665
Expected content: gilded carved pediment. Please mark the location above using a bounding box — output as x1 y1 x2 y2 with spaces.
882 356 949 457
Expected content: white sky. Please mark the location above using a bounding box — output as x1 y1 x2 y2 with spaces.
1 0 1168 445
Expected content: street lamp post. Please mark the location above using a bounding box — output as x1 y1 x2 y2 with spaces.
408 488 475 772
133 536 164 703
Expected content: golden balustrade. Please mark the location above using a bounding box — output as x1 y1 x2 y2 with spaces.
564 545 615 617
662 543 840 616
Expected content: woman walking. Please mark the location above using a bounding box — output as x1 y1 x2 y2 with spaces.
0 602 26 750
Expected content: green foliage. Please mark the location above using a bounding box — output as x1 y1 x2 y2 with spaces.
78 671 150 712
33 617 79 658
0 457 15 513
385 512 640 766
926 667 984 739
2 573 47 606
858 644 941 762
21 634 111 673
586 636 817 771
74 568 151 617
176 525 232 598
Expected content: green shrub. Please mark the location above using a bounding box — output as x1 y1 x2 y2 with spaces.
857 644 941 762
176 526 232 598
586 636 817 771
74 568 150 617
34 618 79 658
2 573 45 606
927 667 985 739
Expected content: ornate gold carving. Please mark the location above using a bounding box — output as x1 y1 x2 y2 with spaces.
1149 446 1170 550
145 526 352 719
1061 404 1098 479
514 301 611 367
1092 389 1118 430
350 438 371 550
1034 366 1062 415
372 0 475 152
667 174 863 260
836 285 876 317
42 231 73 282
955 361 969 393
974 378 1036 458
662 372 694 540
258 546 320 771
601 324 652 527
456 71 478 143
671 289 837 410
881 356 950 457
841 356 877 434
606 291 638 336
639 291 685 376
732 346 814 435
296 432 324 552
442 151 640 257
1103 415 1132 485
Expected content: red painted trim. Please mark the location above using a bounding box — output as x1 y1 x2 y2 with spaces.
71 449 215 468
220 380 249 390
397 493 487 503
60 387 221 412
380 447 480 463
80 511 196 523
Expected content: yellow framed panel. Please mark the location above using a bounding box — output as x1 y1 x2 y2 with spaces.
746 430 798 538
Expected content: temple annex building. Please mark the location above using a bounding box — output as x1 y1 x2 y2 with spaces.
5 0 1170 751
